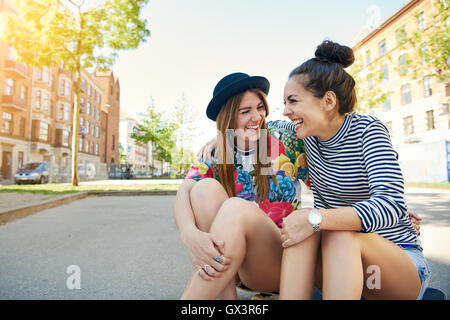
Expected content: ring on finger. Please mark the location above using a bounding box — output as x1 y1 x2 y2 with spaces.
213 255 223 264
203 264 212 274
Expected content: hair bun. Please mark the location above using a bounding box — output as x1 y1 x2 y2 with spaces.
314 40 355 68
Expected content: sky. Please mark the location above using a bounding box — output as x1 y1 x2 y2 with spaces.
113 0 409 152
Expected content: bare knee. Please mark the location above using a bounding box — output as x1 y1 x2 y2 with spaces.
190 178 228 209
191 178 226 199
213 197 256 227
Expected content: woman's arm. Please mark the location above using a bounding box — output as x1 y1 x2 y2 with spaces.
281 206 362 247
351 121 408 233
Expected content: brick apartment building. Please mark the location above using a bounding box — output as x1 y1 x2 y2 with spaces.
352 0 450 182
0 0 120 182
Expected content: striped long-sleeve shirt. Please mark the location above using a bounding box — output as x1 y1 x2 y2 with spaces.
269 113 419 247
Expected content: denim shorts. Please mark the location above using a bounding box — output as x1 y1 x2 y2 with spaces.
399 245 432 300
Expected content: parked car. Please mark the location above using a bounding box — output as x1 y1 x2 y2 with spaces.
109 169 123 179
15 162 49 184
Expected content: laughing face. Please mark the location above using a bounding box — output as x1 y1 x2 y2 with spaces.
282 76 329 140
233 90 267 149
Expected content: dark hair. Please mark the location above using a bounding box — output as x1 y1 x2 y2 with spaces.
289 40 357 114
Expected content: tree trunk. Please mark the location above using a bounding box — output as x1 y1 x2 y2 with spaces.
71 59 81 186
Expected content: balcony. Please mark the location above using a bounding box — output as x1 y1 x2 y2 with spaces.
4 60 29 78
1 94 27 112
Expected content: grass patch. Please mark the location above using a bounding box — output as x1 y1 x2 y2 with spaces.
405 182 450 189
0 183 181 195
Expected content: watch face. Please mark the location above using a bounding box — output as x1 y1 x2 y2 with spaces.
309 210 322 225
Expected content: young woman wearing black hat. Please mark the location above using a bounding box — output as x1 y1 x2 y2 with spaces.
173 72 310 299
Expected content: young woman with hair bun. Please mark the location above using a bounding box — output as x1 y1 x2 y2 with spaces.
278 40 431 299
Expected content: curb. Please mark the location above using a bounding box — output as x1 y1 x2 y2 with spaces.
87 190 177 196
0 192 89 226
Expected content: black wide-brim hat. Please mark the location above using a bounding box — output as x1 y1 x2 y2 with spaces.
206 72 270 121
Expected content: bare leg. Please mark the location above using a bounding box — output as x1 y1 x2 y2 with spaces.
184 178 237 299
321 231 421 300
181 197 283 299
279 232 321 299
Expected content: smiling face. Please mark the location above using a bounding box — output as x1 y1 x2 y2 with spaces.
233 90 267 149
283 76 331 140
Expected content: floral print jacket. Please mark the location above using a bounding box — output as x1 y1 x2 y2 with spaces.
186 121 310 228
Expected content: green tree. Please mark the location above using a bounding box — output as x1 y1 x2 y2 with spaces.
132 102 177 175
0 0 150 185
404 0 449 82
171 94 197 175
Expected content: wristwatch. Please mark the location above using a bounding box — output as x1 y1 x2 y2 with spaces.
308 209 322 232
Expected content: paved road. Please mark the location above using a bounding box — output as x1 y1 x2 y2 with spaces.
0 189 448 299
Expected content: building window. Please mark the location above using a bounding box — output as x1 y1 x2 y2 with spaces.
378 39 386 57
112 135 115 150
367 75 373 90
58 104 64 120
401 85 412 105
398 54 408 75
18 152 24 169
79 138 83 151
88 84 91 97
403 116 414 135
20 85 27 100
63 130 70 146
421 43 428 65
43 92 49 111
424 76 432 97
418 11 426 30
59 79 65 95
383 95 391 111
86 120 90 135
64 105 70 121
385 121 393 137
7 46 14 60
86 140 89 153
381 65 389 81
396 26 407 46
95 143 99 155
19 118 25 137
39 122 49 141
36 90 41 109
87 102 91 115
426 110 435 130
2 112 12 134
4 78 14 96
80 117 84 128
65 81 71 97
80 97 85 112
43 67 50 83
96 126 99 138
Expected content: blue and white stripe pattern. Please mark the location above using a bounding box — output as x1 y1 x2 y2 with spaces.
268 114 419 247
